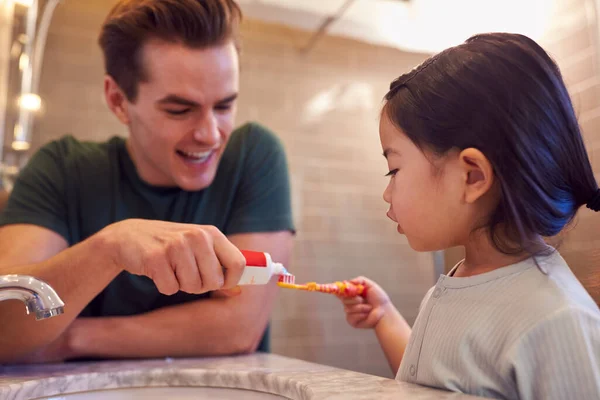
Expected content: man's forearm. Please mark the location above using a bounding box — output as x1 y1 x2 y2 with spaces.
0 233 121 362
69 285 277 359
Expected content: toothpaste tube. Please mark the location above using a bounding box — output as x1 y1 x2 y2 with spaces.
237 250 295 285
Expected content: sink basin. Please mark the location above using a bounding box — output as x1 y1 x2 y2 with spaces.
35 386 288 399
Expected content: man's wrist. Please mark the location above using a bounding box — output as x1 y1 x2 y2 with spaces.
88 226 122 275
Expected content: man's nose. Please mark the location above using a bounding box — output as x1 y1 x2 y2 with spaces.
193 112 219 145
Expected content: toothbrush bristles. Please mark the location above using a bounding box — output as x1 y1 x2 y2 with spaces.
278 274 295 284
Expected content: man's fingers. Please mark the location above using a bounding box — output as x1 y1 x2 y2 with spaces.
209 227 245 288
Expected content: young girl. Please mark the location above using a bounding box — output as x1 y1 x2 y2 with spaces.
339 32 600 399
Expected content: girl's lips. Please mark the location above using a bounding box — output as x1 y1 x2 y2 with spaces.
386 210 403 234
386 210 396 222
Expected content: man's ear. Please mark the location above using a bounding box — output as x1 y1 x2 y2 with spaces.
458 148 495 204
104 75 130 125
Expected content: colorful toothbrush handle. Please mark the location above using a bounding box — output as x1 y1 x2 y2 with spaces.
278 281 366 297
310 281 366 297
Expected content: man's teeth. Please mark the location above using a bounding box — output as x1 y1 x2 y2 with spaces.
179 150 212 161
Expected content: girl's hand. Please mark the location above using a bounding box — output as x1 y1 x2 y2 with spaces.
339 276 393 329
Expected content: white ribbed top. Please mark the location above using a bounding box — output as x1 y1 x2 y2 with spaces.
397 251 600 399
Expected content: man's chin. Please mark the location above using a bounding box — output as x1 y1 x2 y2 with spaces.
172 151 222 191
177 179 213 192
175 173 217 192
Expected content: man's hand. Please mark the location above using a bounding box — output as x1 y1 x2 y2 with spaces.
99 219 246 295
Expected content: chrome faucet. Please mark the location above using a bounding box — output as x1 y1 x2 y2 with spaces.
0 275 64 320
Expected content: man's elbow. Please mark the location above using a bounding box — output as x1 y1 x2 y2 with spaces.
0 346 34 364
230 328 262 355
226 316 267 355
0 327 47 363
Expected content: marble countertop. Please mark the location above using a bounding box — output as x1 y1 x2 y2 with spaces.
0 353 485 400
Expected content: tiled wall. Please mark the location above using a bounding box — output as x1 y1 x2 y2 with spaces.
8 0 600 378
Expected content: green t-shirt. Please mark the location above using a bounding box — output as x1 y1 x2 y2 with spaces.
0 122 294 353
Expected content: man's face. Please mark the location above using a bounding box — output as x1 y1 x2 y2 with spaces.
116 40 239 190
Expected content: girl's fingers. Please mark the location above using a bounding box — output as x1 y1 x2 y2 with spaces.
347 313 369 326
341 296 365 306
345 304 372 314
350 276 368 285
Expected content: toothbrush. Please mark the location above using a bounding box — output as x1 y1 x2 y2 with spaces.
277 280 366 297
237 251 365 297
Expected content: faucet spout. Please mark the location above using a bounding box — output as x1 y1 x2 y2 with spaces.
0 275 64 320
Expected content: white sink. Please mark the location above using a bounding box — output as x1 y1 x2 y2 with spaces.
35 386 288 399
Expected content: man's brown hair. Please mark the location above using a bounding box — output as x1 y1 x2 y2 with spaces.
99 0 242 101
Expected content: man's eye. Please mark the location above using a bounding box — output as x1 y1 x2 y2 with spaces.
165 109 190 116
215 104 232 112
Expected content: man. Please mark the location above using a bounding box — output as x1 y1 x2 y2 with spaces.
0 0 294 363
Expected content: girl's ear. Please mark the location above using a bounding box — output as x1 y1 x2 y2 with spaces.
459 148 495 204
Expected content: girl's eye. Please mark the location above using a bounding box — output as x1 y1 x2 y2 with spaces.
385 169 399 177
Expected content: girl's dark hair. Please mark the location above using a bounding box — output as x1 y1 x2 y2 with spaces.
384 32 599 255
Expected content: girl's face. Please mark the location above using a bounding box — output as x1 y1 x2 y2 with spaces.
380 113 476 252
